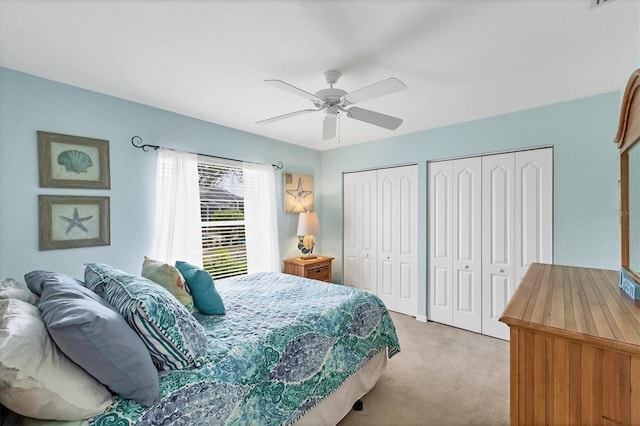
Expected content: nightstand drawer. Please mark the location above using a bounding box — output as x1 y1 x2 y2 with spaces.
306 265 330 281
282 256 334 282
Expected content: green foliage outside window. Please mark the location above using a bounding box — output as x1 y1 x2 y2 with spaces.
209 209 244 221
203 248 247 279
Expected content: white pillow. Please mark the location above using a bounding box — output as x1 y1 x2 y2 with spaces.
0 278 39 304
0 298 113 420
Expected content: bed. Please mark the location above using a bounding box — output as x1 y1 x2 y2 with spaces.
1 269 400 426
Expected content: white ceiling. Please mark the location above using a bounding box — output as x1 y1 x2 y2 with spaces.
0 0 638 151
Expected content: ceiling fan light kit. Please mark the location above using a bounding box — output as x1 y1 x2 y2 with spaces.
258 70 407 141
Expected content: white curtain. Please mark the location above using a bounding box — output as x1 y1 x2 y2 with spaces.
149 148 203 267
243 162 280 273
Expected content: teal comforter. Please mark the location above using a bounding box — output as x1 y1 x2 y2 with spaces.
90 272 400 425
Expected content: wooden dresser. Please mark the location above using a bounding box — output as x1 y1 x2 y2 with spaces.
283 256 333 282
500 263 640 425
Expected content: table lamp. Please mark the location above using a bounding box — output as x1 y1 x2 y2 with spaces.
297 211 320 260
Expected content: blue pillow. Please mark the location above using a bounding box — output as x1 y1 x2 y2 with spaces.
85 263 208 371
175 261 225 315
24 270 160 407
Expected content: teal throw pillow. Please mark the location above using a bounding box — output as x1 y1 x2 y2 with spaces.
175 261 225 315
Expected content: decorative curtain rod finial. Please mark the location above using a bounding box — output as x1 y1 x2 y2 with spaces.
131 136 159 152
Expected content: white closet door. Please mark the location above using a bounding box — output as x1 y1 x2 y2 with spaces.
378 168 398 310
343 172 360 289
343 170 377 292
378 166 418 316
359 171 378 294
482 153 515 340
429 148 553 339
428 161 453 325
452 158 482 333
396 166 418 316
515 148 553 285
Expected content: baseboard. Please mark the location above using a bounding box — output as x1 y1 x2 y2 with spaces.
415 315 427 323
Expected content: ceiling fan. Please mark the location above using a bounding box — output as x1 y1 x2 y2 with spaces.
257 70 407 140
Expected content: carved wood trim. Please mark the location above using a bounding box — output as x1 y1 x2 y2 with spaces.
615 69 640 153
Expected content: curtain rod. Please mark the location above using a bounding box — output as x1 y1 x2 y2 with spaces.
130 136 284 170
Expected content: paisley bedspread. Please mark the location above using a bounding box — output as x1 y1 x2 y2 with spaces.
89 272 401 426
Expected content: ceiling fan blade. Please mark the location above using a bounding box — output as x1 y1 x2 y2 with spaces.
342 77 407 104
346 107 403 130
256 108 319 125
264 79 324 104
322 114 337 140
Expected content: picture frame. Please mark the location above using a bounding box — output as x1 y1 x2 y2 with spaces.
39 195 110 250
38 131 110 189
283 172 314 214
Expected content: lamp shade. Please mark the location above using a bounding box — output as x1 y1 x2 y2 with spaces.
297 212 320 236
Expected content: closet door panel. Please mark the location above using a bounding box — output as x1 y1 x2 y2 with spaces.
482 153 515 340
515 148 553 285
343 170 377 292
456 271 473 311
490 275 511 322
396 166 418 316
380 259 394 302
400 262 413 300
343 255 358 288
359 172 377 293
377 169 397 308
361 255 376 293
360 176 377 255
452 157 482 333
429 161 453 325
343 173 360 288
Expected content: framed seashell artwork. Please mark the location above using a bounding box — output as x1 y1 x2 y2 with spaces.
38 131 110 189
38 195 110 250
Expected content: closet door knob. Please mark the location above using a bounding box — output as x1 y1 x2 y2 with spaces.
387 256 390 260
464 265 469 269
498 268 504 273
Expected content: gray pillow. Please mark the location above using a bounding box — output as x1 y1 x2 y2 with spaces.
24 270 160 407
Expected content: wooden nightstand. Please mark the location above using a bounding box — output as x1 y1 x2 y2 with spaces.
283 256 334 282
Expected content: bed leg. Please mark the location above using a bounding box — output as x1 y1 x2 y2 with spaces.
353 399 363 411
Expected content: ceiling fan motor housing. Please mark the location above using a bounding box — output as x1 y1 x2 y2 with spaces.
314 88 348 108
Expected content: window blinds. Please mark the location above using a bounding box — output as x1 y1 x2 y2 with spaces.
197 159 247 279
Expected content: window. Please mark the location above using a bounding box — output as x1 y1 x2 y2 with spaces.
198 159 247 279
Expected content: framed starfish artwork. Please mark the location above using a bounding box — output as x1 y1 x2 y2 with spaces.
283 172 314 214
38 131 110 189
38 195 110 250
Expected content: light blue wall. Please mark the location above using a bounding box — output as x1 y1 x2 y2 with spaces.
320 92 622 317
0 68 321 279
0 67 624 320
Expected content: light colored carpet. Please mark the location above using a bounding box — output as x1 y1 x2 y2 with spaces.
339 312 510 426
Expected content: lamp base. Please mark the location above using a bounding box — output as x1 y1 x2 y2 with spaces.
298 254 318 261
